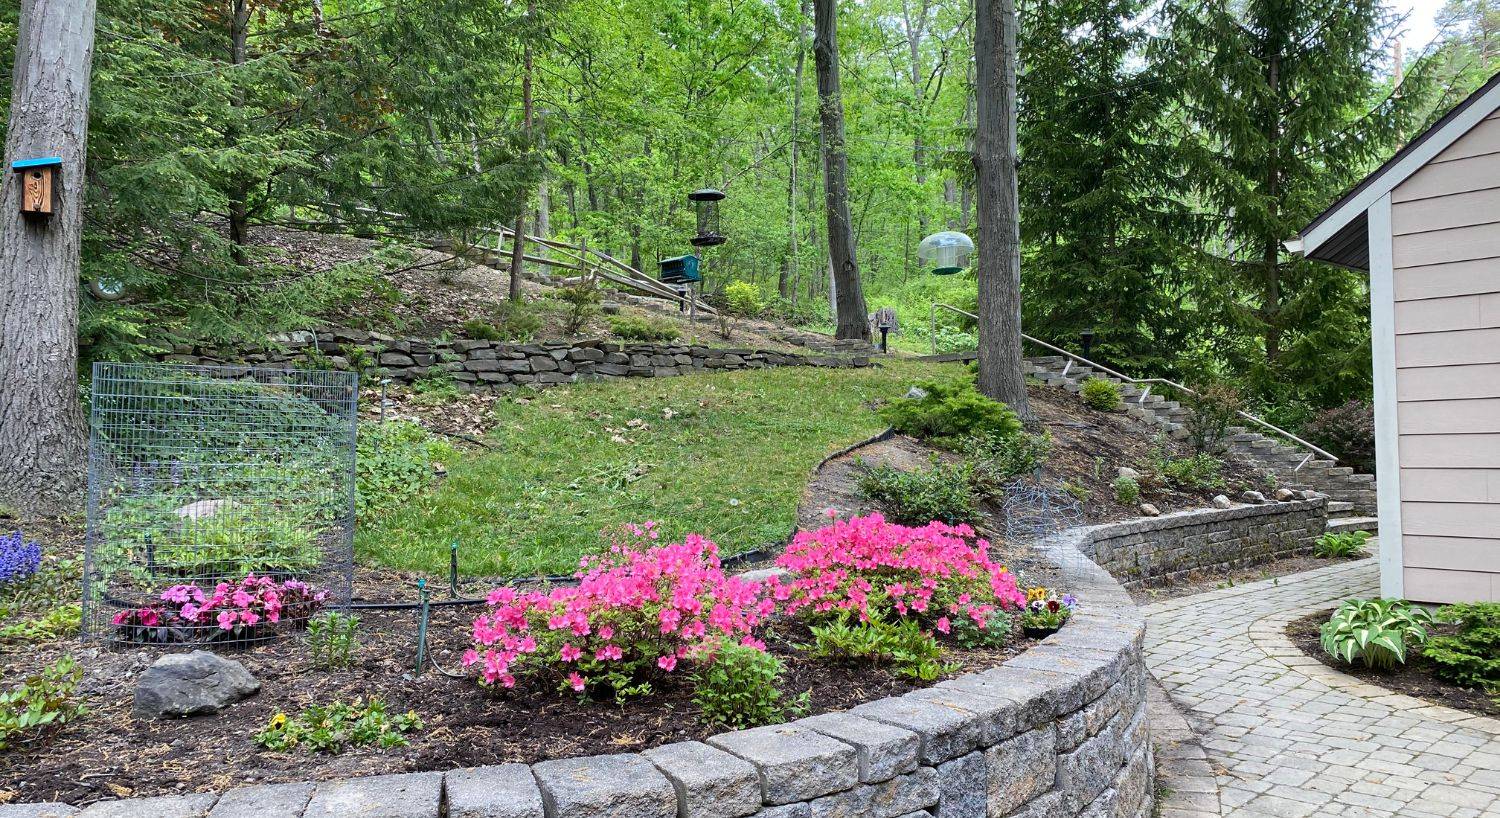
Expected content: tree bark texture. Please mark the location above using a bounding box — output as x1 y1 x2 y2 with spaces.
508 0 536 301
0 0 96 515
813 0 870 341
781 0 809 302
972 0 1034 421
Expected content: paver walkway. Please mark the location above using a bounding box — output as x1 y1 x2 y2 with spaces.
1143 557 1500 818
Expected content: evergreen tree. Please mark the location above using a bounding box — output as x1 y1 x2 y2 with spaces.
1017 0 1202 374
1152 0 1429 406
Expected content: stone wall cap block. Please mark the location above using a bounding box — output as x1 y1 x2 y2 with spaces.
795 712 919 782
0 805 80 818
942 665 1085 721
1002 646 1121 700
445 764 546 818
303 772 443 818
77 794 218 818
849 694 983 765
641 741 760 818
903 686 1021 745
706 724 859 805
206 783 313 818
532 753 676 818
749 805 811 818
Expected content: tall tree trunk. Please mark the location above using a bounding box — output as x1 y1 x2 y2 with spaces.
0 0 95 515
227 0 251 266
1262 52 1282 363
508 0 536 301
973 0 1033 421
812 0 870 341
781 0 809 302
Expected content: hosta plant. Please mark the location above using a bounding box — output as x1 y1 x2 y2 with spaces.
464 523 775 702
1320 598 1436 670
1314 530 1370 559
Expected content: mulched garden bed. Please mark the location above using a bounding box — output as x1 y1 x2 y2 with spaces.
0 598 1042 806
1285 609 1500 720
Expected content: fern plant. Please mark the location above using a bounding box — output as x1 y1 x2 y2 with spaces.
1320 598 1435 670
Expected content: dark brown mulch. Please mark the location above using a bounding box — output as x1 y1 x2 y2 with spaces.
0 582 1039 806
1285 609 1500 719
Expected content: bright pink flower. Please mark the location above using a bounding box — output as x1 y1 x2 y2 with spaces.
568 672 586 692
657 655 677 672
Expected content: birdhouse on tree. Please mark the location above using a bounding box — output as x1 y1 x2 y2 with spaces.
11 157 62 218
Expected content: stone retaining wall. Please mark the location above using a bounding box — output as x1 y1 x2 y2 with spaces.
1082 498 1327 589
6 526 1154 818
150 330 869 393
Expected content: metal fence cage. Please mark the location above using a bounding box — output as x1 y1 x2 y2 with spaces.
83 363 358 648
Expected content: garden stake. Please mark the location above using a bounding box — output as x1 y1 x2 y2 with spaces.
415 579 430 675
450 540 460 598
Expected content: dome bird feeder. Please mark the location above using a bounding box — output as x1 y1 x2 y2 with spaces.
918 231 975 275
688 188 726 247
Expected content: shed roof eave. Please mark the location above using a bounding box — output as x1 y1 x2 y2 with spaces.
1299 71 1500 258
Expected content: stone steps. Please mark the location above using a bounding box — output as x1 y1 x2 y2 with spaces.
1325 516 1379 535
1020 354 1378 515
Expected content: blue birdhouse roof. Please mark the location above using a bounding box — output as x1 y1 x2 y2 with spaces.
11 157 63 171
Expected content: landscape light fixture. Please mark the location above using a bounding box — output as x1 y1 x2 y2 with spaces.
1080 329 1096 359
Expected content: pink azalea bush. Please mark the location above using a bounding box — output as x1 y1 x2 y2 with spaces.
772 512 1026 635
111 574 328 643
464 523 775 698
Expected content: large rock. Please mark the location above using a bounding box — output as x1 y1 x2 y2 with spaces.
132 651 260 719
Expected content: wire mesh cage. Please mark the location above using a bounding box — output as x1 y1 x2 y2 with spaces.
83 363 358 648
1001 478 1084 544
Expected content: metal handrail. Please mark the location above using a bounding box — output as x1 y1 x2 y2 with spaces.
927 302 1338 467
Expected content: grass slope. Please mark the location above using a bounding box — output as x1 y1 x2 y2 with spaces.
357 360 949 577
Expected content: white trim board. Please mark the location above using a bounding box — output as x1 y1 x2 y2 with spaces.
1302 80 1500 256
1368 193 1406 599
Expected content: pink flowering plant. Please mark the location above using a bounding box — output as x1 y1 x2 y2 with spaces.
111 574 328 644
772 512 1026 637
464 523 776 702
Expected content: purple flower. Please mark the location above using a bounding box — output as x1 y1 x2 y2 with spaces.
1061 594 1078 610
0 530 42 585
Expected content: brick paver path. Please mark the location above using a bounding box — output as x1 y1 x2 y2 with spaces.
1143 557 1500 818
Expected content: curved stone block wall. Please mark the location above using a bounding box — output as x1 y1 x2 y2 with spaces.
1082 498 1327 589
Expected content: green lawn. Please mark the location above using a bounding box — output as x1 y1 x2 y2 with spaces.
356 360 950 577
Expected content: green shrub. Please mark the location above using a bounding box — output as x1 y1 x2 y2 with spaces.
965 432 1051 496
1182 382 1244 453
715 281 765 340
1314 530 1370 559
691 642 810 730
1320 598 1435 670
411 375 462 406
1080 378 1121 411
1111 476 1140 505
555 280 602 335
879 377 1022 447
857 457 976 526
1151 451 1225 490
0 604 81 642
1423 603 1500 692
1061 481 1091 503
461 318 504 341
306 611 360 670
357 421 456 518
608 315 681 342
255 697 423 754
949 609 1013 650
0 656 86 750
809 616 954 681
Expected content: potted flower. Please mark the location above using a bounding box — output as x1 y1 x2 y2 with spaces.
1020 587 1077 638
